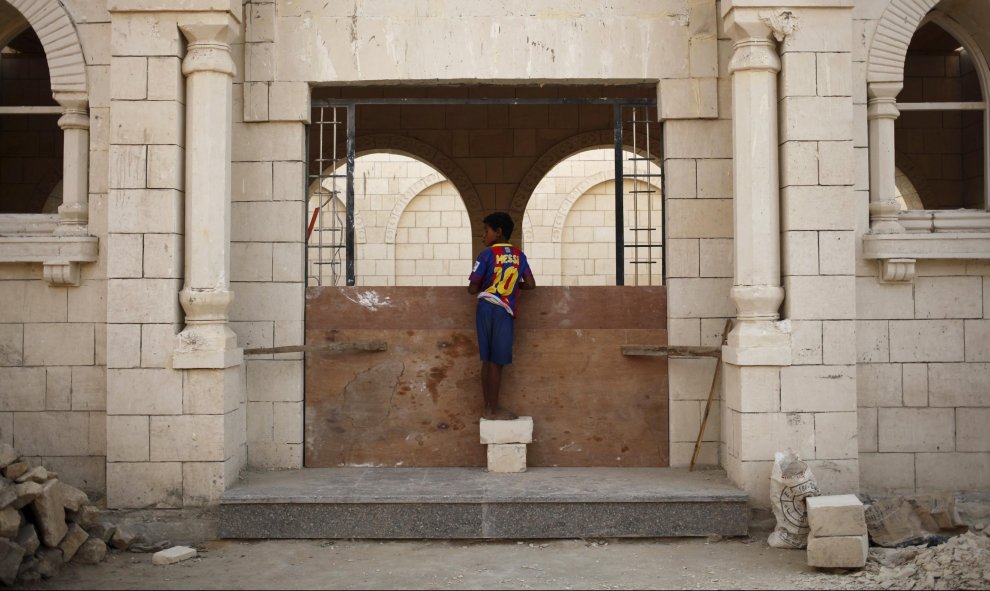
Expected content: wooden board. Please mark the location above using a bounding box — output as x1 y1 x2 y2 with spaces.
304 286 668 467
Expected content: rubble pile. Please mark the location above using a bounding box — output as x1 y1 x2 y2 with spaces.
0 442 141 585
803 530 990 590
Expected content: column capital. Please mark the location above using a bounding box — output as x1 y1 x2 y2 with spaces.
179 16 238 77
867 81 903 120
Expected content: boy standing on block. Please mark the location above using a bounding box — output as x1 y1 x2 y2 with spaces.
468 212 536 420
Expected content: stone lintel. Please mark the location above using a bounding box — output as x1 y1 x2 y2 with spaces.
863 232 990 260
108 0 242 21
722 0 852 18
658 78 718 120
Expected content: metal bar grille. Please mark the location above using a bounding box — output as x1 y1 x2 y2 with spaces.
619 105 664 286
306 106 348 287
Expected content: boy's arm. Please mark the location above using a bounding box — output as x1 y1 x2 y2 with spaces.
467 280 482 295
520 268 536 290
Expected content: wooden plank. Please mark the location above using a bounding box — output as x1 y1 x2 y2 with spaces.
621 345 721 358
245 341 387 355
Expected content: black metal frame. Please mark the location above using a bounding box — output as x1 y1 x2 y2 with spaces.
307 96 663 287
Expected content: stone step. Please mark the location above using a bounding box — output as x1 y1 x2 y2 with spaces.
219 467 749 539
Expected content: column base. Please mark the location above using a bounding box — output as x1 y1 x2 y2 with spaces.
722 320 792 366
173 347 243 369
173 322 243 369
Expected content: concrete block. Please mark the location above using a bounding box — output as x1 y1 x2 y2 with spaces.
72 365 107 411
273 161 305 201
111 13 182 57
107 234 143 279
247 401 274 443
110 57 147 100
699 239 732 277
816 53 852 97
734 411 815 461
667 318 700 347
669 400 702 443
109 144 147 189
107 368 182 415
902 364 928 407
928 363 990 407
67 280 107 324
108 189 182 234
696 159 731 199
232 201 303 243
818 141 855 186
915 452 990 492
13 412 90 457
661 240 699 278
667 278 734 319
183 366 242 415
780 52 817 97
956 408 990 452
807 494 866 537
807 532 868 568
150 415 225 462
107 415 149 462
273 243 304 282
879 408 954 453
783 276 856 320
0 367 47 411
110 100 182 145
0 324 23 367
243 82 269 122
244 42 275 82
147 144 183 190
273 402 303 444
182 462 225 506
856 321 889 364
789 320 823 365
814 411 858 460
782 186 856 231
245 359 303 402
246 2 276 43
231 162 273 202
232 122 304 162
889 321 964 363
857 407 877 452
269 82 310 122
664 120 732 159
247 441 302 470
859 451 918 494
106 279 182 324
231 243 274 282
666 198 731 239
107 323 141 369
781 141 818 187
479 417 533 444
663 159 696 199
669 358 718 401
723 365 781 413
106 462 182 509
46 367 71 411
780 365 856 413
147 57 183 101
822 321 856 365
780 97 852 141
0 282 67 323
782 231 819 276
487 444 526 473
818 231 854 275
856 363 901 407
965 320 990 361
230 283 304 323
914 277 982 320
659 77 717 120
142 234 182 279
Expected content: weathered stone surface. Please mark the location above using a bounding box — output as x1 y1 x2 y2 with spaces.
57 524 88 562
0 538 24 585
56 482 90 512
16 556 39 584
3 462 30 481
15 524 39 555
0 481 16 509
15 466 49 484
152 545 197 565
807 494 867 538
73 538 107 564
85 522 116 543
11 481 43 510
110 525 138 550
0 507 20 538
487 444 527 473
35 547 63 578
68 504 100 529
807 532 868 568
479 417 533 444
30 480 68 547
0 444 17 469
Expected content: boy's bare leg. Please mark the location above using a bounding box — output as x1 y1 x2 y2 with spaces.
482 362 517 420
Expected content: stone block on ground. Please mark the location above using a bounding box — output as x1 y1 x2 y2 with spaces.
74 538 107 564
0 538 25 585
58 523 88 562
85 522 115 543
0 445 17 469
152 545 197 565
807 494 867 537
30 480 67 547
487 444 527 473
3 463 30 481
480 416 533 444
56 482 90 512
16 556 39 584
807 532 869 568
0 507 20 538
15 466 48 484
110 525 138 550
0 481 15 509
35 547 63 578
69 504 100 529
12 481 43 510
15 524 39 555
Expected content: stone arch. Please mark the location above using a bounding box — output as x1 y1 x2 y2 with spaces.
4 0 87 94
336 133 484 234
508 129 659 221
384 173 445 244
867 0 949 84
548 169 663 244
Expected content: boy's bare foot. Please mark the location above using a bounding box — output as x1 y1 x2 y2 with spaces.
482 407 518 420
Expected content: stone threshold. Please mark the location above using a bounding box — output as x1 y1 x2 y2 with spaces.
220 467 749 539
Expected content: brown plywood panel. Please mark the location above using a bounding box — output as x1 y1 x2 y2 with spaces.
305 287 668 468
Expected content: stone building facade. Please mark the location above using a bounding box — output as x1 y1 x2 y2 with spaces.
0 0 987 509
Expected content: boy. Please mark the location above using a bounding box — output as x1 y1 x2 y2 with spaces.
467 212 536 420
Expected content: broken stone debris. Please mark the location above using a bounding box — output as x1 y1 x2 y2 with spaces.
0 443 148 585
152 545 197 565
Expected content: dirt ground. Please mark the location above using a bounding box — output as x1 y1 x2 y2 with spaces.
15 533 838 590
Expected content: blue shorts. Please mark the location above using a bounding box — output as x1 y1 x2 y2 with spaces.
476 301 514 365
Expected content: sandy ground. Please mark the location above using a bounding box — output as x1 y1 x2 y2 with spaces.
14 534 833 590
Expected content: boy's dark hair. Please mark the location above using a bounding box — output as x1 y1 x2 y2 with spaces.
483 212 514 241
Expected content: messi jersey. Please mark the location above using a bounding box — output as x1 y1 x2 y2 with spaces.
469 243 530 317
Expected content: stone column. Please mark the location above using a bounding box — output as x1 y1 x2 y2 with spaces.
53 92 90 236
722 7 790 364
867 82 906 235
173 17 243 369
